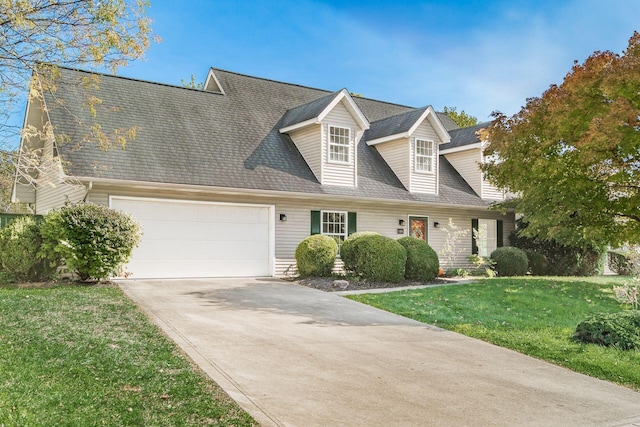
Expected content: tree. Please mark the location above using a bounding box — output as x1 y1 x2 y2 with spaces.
443 106 479 128
480 32 640 248
1 0 155 193
181 74 204 90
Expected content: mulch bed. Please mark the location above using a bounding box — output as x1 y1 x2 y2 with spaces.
293 276 451 292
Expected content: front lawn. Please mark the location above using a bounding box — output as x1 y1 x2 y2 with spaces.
0 284 256 426
348 276 640 391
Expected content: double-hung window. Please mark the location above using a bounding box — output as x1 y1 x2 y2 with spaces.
472 218 503 257
322 211 347 252
415 139 434 173
328 126 351 163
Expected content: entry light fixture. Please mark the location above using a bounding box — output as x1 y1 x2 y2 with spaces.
279 214 287 221
433 222 440 228
398 219 405 226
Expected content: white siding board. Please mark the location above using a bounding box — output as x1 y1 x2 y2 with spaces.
375 138 410 190
289 124 322 181
445 149 483 196
321 102 358 187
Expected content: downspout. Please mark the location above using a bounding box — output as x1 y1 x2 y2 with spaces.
82 181 93 202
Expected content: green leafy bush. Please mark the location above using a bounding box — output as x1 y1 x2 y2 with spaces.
490 247 528 277
40 203 141 281
524 250 549 276
295 234 338 277
343 234 406 283
341 231 380 273
0 216 59 282
397 237 439 281
510 220 606 276
574 311 640 349
608 251 639 276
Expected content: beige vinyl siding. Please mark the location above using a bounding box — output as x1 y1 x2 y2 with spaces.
34 174 85 214
288 124 322 181
481 179 506 201
444 149 483 196
375 138 410 190
321 102 359 187
409 139 437 194
89 182 515 276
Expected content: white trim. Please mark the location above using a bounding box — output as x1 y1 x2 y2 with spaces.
412 106 450 144
327 125 352 164
366 132 409 146
440 143 482 155
203 69 225 94
318 89 370 130
109 195 276 277
73 176 496 210
320 210 348 252
279 118 320 134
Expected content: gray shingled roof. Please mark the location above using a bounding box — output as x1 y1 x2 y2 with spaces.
440 121 491 151
45 67 487 206
364 106 430 141
279 90 342 129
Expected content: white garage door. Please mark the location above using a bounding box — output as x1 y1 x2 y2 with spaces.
111 197 273 279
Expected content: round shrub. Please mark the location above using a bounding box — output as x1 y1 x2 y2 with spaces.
40 203 141 281
574 311 640 350
341 231 380 273
346 234 406 283
0 216 60 282
490 247 528 277
524 250 549 276
397 237 439 281
295 234 338 277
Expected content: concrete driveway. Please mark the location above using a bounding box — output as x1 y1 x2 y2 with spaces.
119 278 640 427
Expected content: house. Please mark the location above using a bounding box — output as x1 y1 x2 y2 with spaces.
13 67 515 279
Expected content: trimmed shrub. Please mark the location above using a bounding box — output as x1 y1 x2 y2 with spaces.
510 221 606 276
40 203 141 281
397 237 439 281
0 216 59 281
524 250 549 276
295 234 338 277
345 234 406 283
341 231 380 273
490 247 528 277
574 311 640 350
608 251 639 276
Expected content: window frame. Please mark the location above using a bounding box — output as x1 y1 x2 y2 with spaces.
414 138 435 174
321 210 348 253
327 125 352 164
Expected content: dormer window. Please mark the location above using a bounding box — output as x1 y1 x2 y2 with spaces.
415 139 434 173
328 126 351 163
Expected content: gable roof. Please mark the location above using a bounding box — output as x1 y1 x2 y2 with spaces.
365 106 450 146
440 121 491 152
279 88 369 133
41 67 487 207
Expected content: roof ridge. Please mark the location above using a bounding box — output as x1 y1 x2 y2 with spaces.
209 67 418 110
52 64 217 94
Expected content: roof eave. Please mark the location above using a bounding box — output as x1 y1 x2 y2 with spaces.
440 142 482 155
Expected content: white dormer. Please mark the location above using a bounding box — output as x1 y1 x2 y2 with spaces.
366 106 450 194
440 122 508 201
279 89 369 187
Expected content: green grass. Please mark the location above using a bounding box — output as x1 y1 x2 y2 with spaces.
0 285 256 426
348 276 640 391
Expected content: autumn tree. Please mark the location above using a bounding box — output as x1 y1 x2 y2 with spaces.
481 32 640 247
0 0 155 204
443 106 478 128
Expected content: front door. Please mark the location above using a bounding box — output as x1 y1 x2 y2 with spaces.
409 216 429 242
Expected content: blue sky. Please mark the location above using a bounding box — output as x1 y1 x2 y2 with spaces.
118 0 640 122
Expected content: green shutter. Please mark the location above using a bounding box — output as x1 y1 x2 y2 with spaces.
471 218 479 255
497 220 504 248
347 212 357 236
310 210 321 235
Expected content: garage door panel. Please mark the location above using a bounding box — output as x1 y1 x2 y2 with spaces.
112 198 272 278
